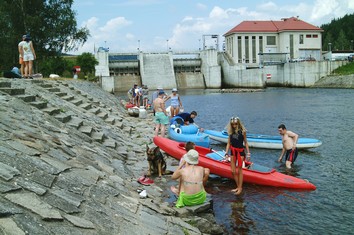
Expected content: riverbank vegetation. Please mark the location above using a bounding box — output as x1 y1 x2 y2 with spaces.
321 13 354 51
332 61 354 75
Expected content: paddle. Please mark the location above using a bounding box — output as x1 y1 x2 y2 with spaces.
210 148 228 160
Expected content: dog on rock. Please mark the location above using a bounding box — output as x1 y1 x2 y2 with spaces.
146 144 166 177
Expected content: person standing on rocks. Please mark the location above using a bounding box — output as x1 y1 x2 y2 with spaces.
172 149 210 208
20 34 36 79
164 88 182 118
151 86 163 115
153 90 169 137
18 34 27 77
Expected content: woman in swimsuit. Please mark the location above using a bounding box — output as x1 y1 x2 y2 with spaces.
164 88 182 118
171 149 210 208
225 117 250 195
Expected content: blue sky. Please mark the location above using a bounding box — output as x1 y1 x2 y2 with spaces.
72 0 354 54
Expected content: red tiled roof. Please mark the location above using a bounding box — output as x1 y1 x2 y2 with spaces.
224 17 323 36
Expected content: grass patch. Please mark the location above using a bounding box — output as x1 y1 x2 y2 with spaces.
333 62 354 75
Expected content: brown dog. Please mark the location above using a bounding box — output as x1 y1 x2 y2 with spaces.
146 144 166 177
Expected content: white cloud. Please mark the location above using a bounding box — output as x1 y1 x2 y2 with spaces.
209 6 230 19
257 1 278 11
311 0 339 20
99 17 132 34
196 3 207 11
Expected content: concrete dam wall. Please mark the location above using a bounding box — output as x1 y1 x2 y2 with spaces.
96 50 347 92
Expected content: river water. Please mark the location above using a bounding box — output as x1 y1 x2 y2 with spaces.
118 88 354 234
170 88 354 235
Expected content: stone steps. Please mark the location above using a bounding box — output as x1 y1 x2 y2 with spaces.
55 113 72 123
16 95 36 102
0 88 25 95
43 107 61 115
30 101 48 109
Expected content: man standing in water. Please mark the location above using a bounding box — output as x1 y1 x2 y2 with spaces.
153 90 169 137
278 124 299 169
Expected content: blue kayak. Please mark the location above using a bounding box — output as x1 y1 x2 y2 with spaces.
168 117 210 147
204 129 322 149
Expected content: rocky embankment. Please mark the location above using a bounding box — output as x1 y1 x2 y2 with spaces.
0 78 223 235
312 74 354 88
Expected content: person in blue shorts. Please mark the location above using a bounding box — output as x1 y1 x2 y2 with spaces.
153 90 169 137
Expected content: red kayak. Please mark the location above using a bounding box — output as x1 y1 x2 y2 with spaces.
153 136 316 190
125 103 136 109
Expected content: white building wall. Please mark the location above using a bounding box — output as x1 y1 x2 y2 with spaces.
226 30 322 63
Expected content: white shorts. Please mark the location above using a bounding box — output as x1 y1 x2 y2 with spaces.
23 54 34 62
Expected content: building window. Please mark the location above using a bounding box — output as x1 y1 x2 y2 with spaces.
266 36 276 45
290 34 294 59
312 34 318 38
238 36 242 63
252 36 256 63
245 36 249 63
306 34 311 38
259 36 263 53
299 34 304 44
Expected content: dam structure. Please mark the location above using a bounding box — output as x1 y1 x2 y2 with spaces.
95 48 346 92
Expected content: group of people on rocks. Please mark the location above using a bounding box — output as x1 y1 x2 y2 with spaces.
127 84 149 107
130 85 299 208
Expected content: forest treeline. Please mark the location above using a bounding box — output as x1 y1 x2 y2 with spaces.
321 13 354 51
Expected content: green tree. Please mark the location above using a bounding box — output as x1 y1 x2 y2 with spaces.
0 0 89 71
321 13 354 51
335 30 349 51
76 53 98 78
38 56 75 77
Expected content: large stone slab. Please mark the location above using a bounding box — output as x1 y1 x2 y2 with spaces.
0 162 21 181
0 218 26 235
0 180 22 193
63 214 95 229
16 178 47 195
5 192 63 220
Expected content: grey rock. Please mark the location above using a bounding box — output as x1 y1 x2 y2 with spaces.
0 162 21 181
63 214 95 229
5 192 63 220
5 140 41 156
0 181 22 193
0 217 26 235
15 178 47 195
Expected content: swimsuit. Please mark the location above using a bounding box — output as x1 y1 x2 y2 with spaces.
285 148 298 163
175 190 206 208
229 131 245 167
170 94 180 108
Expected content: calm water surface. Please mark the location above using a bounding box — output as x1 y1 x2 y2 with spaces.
172 88 354 234
119 88 354 234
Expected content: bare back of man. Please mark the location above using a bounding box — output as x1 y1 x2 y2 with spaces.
153 97 165 112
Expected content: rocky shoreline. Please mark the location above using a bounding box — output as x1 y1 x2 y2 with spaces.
0 78 223 235
312 74 354 88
